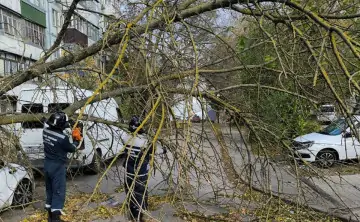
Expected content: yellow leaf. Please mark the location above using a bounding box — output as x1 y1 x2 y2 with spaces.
241 208 247 214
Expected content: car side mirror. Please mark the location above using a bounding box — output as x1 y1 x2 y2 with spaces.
344 132 352 138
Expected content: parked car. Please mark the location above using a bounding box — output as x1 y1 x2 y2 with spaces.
317 104 337 124
0 159 34 210
291 116 360 168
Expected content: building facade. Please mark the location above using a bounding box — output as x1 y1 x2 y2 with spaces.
0 0 118 112
0 0 118 78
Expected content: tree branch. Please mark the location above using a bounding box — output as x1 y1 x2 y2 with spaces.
231 5 360 22
76 7 116 19
213 84 318 104
0 0 271 97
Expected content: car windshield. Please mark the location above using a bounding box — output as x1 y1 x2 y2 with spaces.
320 106 335 112
319 119 347 135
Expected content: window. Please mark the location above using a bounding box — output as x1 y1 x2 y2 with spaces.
10 61 18 73
4 60 11 75
48 103 70 113
52 9 59 27
69 14 99 40
21 104 44 128
25 20 45 47
0 10 21 36
88 24 99 41
320 106 335 113
18 63 25 71
0 54 35 77
34 0 45 9
60 14 64 26
54 49 60 59
82 20 88 34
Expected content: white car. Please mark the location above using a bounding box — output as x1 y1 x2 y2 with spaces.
292 116 360 168
0 160 34 211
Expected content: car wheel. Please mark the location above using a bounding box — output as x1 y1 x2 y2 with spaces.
316 150 337 168
86 150 105 175
12 179 33 207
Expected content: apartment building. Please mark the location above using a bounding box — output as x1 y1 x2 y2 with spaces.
0 0 118 112
0 0 44 78
49 0 102 52
0 0 118 76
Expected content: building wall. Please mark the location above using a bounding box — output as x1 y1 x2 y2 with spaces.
77 0 100 27
0 0 46 61
46 0 102 54
0 34 43 60
0 0 113 81
100 0 119 16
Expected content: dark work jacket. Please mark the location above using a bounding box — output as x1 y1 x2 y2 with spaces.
43 127 78 164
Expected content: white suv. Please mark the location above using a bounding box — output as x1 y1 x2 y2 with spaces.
292 116 360 168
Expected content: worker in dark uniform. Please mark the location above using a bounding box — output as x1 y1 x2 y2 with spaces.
121 116 166 222
43 112 82 222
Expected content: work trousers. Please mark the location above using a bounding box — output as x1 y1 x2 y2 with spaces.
124 152 150 221
44 159 66 211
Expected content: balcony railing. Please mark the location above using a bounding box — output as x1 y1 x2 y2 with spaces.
0 22 45 48
63 28 88 47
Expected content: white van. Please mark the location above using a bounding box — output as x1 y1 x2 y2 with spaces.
317 104 337 123
5 86 125 174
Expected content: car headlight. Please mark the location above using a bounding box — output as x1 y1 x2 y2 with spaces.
292 141 314 150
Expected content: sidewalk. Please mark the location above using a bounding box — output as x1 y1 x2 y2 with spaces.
311 174 360 221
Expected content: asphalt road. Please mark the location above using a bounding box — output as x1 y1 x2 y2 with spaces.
0 124 249 222
0 151 175 221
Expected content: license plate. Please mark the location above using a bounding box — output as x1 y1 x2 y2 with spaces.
26 147 43 154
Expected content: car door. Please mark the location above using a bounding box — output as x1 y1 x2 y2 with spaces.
18 103 45 161
88 100 118 159
343 122 360 159
88 122 112 157
352 122 360 158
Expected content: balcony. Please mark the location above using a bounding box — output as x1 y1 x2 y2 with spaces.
63 28 88 47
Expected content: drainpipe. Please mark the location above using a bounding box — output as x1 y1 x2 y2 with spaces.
46 0 52 51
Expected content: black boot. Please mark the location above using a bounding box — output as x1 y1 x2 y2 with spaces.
129 207 139 221
45 207 52 222
51 211 65 222
139 214 145 222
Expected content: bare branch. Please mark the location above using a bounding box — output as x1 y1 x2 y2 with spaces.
231 4 360 22
213 84 318 104
0 0 252 96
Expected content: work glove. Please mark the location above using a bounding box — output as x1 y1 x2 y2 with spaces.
72 127 82 141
